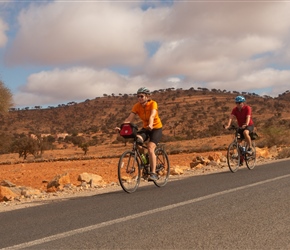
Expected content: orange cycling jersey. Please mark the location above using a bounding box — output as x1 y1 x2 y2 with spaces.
132 100 162 129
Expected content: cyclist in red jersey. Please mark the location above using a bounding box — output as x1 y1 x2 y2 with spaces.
224 95 254 154
123 87 163 181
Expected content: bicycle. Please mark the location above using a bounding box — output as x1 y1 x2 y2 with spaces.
225 125 256 173
117 124 170 193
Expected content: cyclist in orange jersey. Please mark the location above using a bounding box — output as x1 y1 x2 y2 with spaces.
123 87 163 181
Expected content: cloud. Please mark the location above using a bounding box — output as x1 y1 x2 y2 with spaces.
149 2 290 40
4 1 290 107
144 2 288 79
141 2 290 93
0 18 8 47
13 67 164 107
5 2 146 66
14 67 125 106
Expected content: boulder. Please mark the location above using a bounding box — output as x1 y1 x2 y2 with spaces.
0 186 19 202
208 152 223 163
170 167 184 175
47 172 71 190
78 172 105 187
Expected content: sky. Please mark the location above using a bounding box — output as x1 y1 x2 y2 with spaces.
1 0 290 108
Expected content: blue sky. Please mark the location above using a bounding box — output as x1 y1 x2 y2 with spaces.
1 0 290 108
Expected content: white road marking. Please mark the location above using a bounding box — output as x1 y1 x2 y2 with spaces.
2 174 290 250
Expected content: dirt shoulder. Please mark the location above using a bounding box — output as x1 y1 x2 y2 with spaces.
0 155 279 212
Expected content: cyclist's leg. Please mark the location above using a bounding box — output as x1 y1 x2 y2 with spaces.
236 129 245 163
148 141 157 172
136 128 148 154
243 126 254 152
148 128 162 180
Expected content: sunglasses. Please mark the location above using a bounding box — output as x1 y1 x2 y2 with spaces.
236 102 241 104
137 95 145 98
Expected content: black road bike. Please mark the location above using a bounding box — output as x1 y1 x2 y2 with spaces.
225 125 257 173
118 129 170 193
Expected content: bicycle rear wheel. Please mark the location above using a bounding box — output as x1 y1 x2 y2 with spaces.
227 142 240 173
245 143 256 170
154 147 170 187
118 150 140 193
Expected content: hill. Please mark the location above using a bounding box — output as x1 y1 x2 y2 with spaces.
1 88 290 155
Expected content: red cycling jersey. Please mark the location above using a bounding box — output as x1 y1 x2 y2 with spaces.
231 105 254 127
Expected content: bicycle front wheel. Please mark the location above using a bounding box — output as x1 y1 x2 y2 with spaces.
154 147 170 187
227 142 240 173
118 150 140 193
245 143 256 170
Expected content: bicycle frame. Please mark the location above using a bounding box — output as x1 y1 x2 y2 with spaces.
226 125 256 172
118 129 170 193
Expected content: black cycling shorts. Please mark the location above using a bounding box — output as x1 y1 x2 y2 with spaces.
238 125 254 140
137 128 162 145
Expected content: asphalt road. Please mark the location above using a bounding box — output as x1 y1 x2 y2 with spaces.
0 160 290 250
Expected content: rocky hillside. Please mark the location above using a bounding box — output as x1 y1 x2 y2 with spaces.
1 88 290 152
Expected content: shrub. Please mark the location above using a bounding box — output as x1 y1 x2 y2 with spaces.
277 147 290 159
259 126 290 147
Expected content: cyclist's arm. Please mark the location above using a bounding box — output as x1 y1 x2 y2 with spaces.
242 115 251 127
148 109 157 130
124 112 136 123
224 114 235 129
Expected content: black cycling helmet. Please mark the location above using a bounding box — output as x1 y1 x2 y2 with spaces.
235 95 246 103
137 87 150 95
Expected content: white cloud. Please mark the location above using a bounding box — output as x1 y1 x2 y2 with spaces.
0 18 8 47
142 2 290 93
3 1 290 107
5 2 146 66
149 2 290 40
13 67 165 107
14 67 126 106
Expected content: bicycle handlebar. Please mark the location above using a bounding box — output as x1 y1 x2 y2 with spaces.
224 124 238 130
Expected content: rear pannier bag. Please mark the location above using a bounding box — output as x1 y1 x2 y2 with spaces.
250 132 259 140
119 123 138 138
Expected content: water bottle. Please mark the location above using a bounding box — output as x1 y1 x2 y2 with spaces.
141 154 147 164
145 153 149 164
242 146 246 153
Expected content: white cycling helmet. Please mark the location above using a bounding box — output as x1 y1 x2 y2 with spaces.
137 87 150 95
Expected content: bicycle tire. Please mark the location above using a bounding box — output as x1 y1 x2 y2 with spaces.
227 142 240 173
245 143 256 170
118 150 140 193
153 147 170 187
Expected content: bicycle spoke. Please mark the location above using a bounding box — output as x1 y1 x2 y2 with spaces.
227 142 240 173
153 148 170 187
118 150 140 193
245 145 256 170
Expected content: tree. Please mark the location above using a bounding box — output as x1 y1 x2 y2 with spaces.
79 143 89 155
0 80 13 113
10 134 54 159
10 136 40 159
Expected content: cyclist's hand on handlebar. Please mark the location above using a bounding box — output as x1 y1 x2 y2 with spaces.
147 124 153 131
223 125 229 129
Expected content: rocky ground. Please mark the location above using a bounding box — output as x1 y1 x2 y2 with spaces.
0 139 279 211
